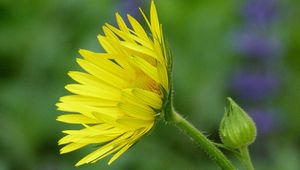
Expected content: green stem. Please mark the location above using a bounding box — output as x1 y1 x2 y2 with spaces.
167 108 236 170
240 146 254 170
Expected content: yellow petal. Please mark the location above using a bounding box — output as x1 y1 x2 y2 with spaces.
127 14 148 40
56 114 100 124
68 71 121 91
108 140 135 164
76 58 128 88
107 128 150 165
157 62 169 91
102 26 120 41
97 35 118 54
57 102 120 122
59 95 118 107
118 102 155 121
92 142 127 164
91 107 122 124
79 49 134 80
150 1 161 42
76 145 114 166
116 116 154 129
75 132 133 166
121 88 161 110
60 143 87 154
139 8 151 31
62 124 112 135
59 134 117 146
64 84 120 100
91 107 121 120
129 56 159 83
132 88 162 109
121 89 148 108
121 42 157 60
56 102 95 118
78 49 115 59
105 23 153 50
115 13 130 35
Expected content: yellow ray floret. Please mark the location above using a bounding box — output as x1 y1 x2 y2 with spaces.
56 1 170 166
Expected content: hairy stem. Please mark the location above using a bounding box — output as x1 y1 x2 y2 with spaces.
166 107 236 170
240 146 254 170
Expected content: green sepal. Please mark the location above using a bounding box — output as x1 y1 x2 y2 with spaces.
219 98 257 149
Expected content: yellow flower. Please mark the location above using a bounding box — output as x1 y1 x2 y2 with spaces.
56 1 170 166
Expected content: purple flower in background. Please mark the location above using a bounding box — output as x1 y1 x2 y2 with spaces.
118 0 143 19
242 0 279 24
229 0 283 135
246 109 278 135
231 72 280 101
234 32 281 59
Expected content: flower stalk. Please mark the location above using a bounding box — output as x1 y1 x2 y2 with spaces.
164 101 235 170
239 146 254 170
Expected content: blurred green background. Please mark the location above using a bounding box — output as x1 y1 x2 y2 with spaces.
0 0 299 169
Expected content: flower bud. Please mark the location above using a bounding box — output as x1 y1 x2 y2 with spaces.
219 98 257 149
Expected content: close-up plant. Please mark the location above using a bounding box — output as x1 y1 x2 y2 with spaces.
0 0 299 170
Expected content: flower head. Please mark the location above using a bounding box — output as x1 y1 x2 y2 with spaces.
56 1 170 166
